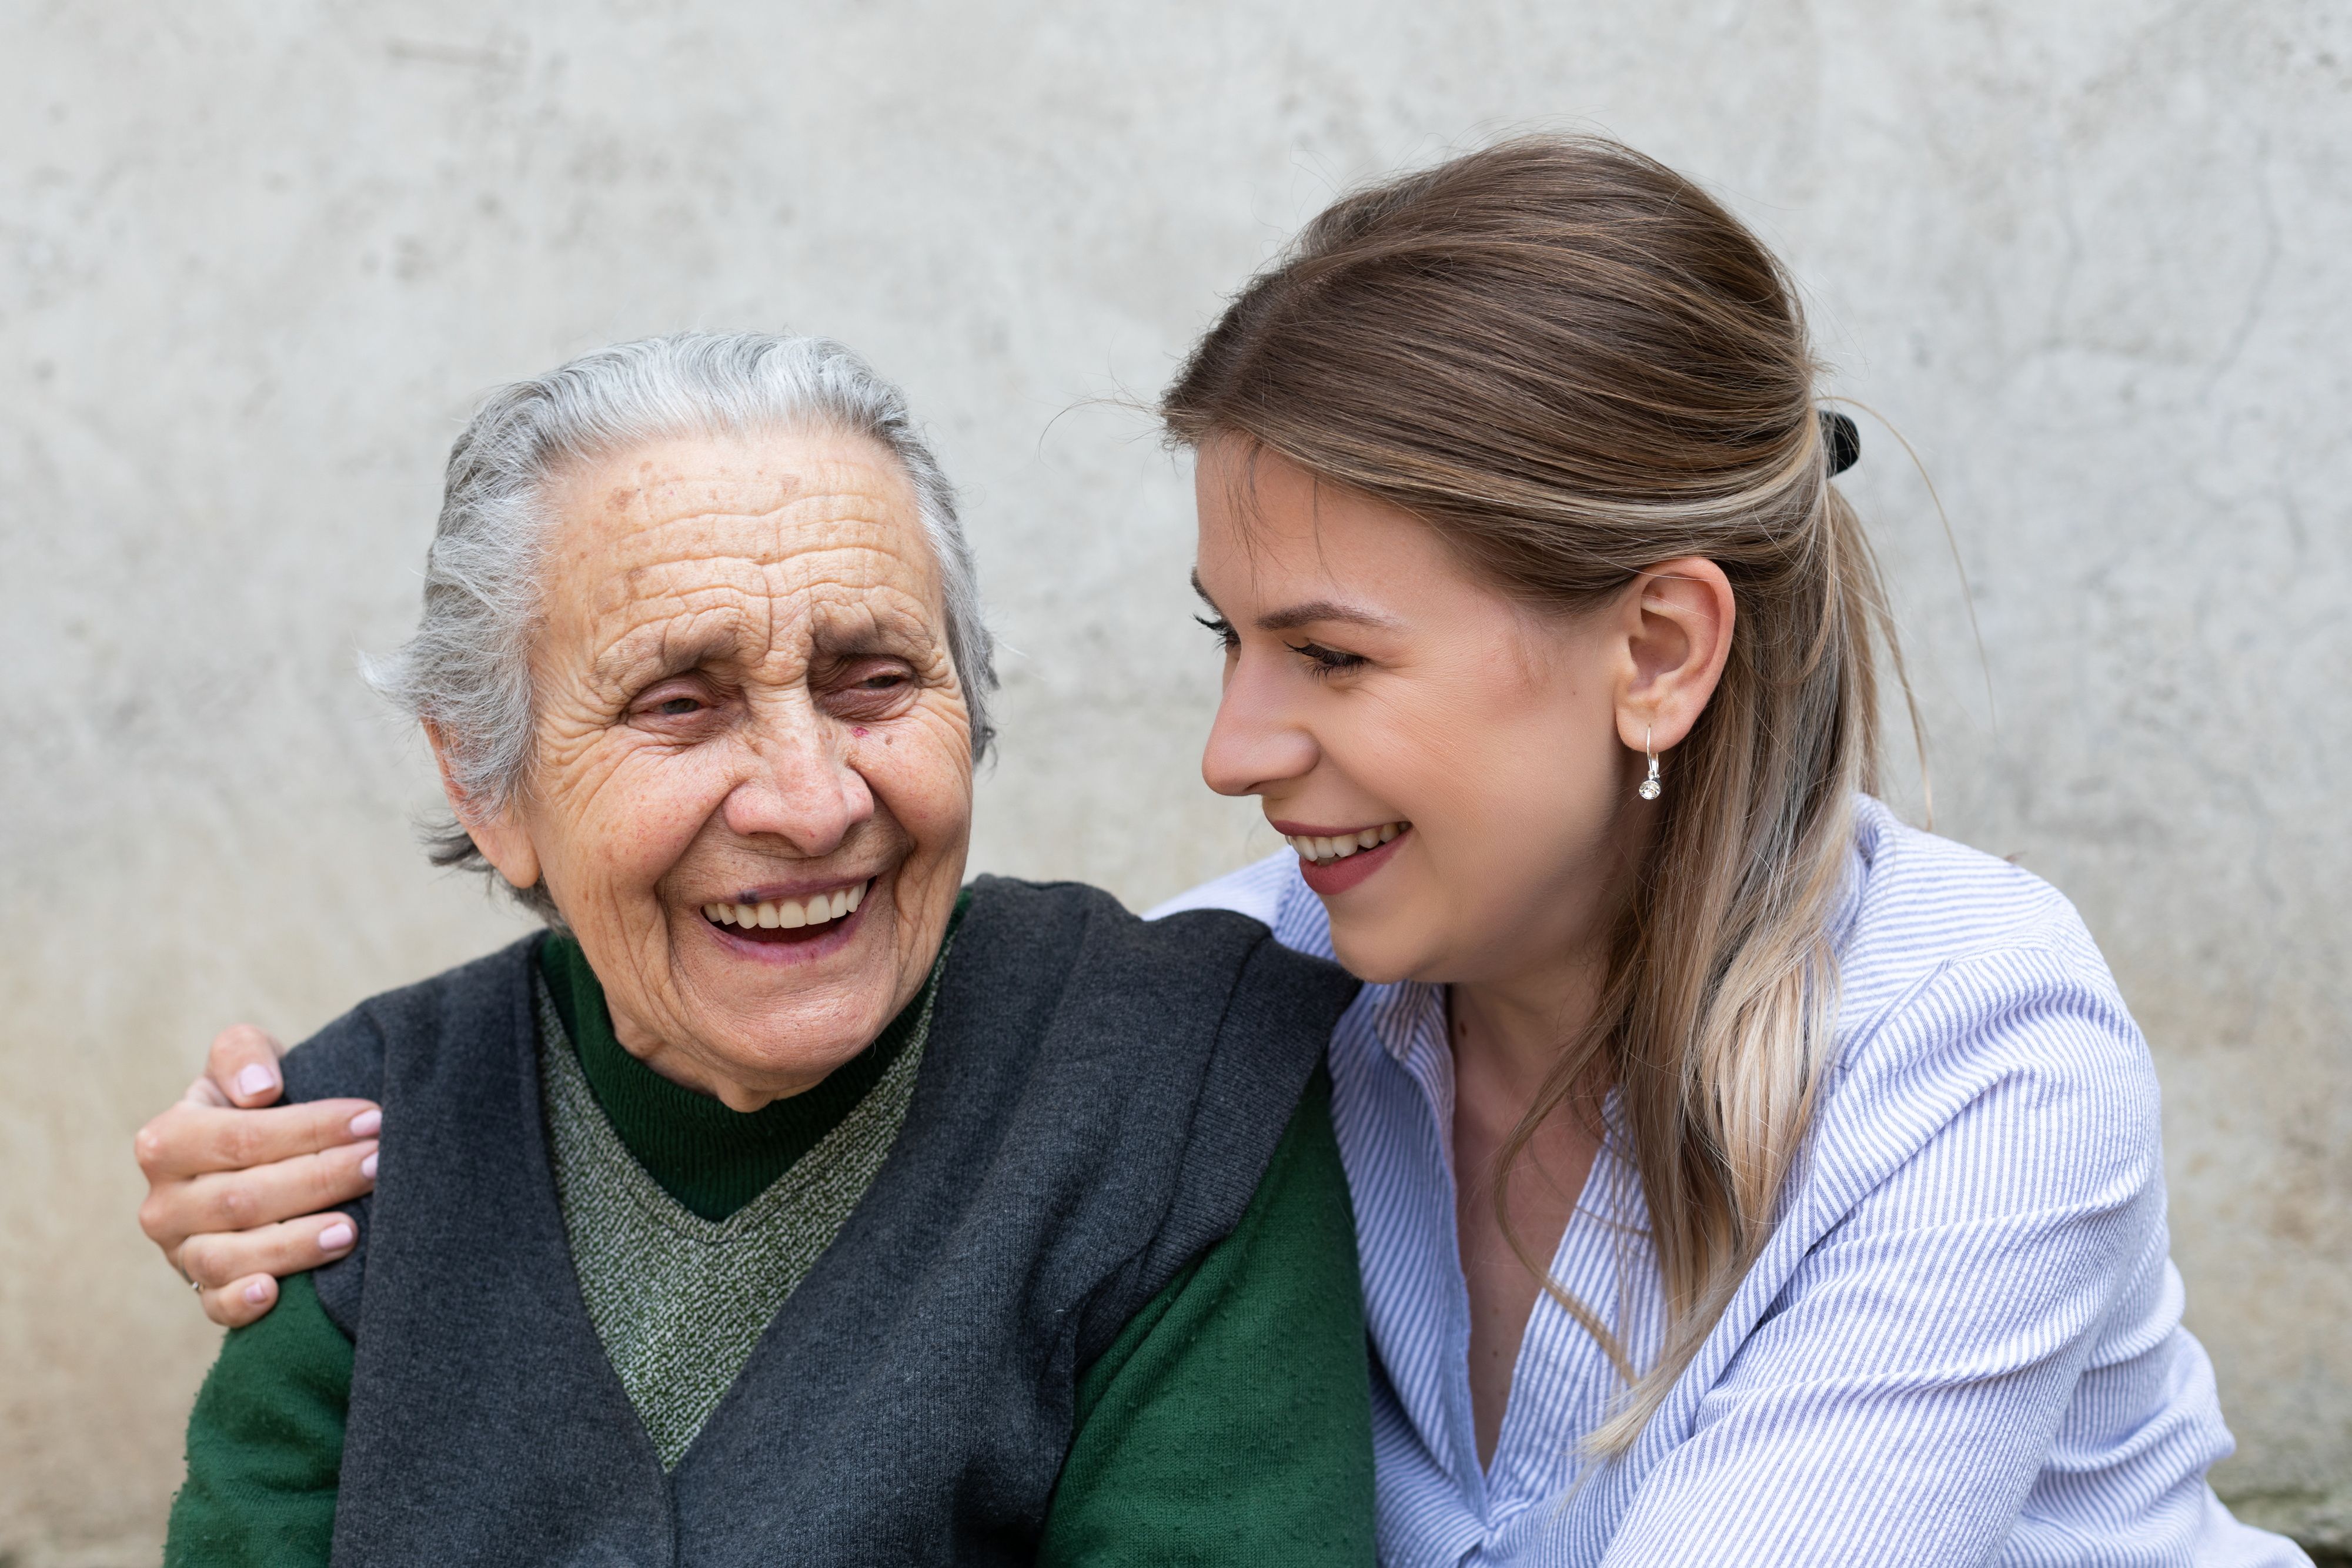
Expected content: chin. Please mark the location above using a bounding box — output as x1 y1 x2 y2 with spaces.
742 1034 876 1089
1324 918 1436 988
745 972 896 1045
692 1005 885 1101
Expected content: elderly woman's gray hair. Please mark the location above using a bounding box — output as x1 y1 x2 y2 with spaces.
365 331 997 914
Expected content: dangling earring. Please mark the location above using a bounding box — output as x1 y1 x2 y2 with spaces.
1638 726 1662 801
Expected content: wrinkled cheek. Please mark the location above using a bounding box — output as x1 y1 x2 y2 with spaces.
899 768 974 852
566 760 732 910
870 754 973 961
867 713 975 865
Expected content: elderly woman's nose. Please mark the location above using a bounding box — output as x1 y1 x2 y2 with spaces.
719 726 877 854
1201 664 1319 799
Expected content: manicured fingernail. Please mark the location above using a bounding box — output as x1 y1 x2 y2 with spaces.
319 1221 355 1251
243 1280 270 1305
235 1064 278 1098
348 1109 381 1137
360 1152 378 1179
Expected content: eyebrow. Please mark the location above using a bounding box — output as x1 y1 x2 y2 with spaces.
1191 570 1404 633
808 613 936 663
593 623 741 688
593 603 943 690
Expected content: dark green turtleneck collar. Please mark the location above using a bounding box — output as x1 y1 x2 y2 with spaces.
536 890 965 1223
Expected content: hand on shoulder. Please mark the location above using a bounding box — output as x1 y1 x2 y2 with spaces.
133 1023 378 1328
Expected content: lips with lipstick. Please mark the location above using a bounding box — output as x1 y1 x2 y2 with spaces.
701 879 873 944
1274 820 1412 895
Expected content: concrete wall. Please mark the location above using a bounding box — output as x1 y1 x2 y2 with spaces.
4 2 2345 1559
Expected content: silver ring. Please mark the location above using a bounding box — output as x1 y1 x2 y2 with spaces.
189 1275 205 1294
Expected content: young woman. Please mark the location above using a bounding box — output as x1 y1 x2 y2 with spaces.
137 138 2299 1564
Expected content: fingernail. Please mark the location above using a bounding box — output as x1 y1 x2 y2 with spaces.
360 1152 378 1179
348 1109 382 1137
243 1280 270 1305
319 1221 355 1251
235 1064 278 1098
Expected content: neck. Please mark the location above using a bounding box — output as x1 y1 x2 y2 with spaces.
608 1008 815 1112
1447 952 1611 1107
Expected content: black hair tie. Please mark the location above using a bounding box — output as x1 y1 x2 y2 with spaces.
1821 410 1861 477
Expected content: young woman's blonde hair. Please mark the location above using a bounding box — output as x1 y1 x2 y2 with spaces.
1161 135 1897 1453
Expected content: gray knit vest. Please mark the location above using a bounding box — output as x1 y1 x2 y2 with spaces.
279 875 1358 1567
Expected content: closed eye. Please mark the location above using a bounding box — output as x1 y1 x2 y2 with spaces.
1285 640 1367 677
819 657 923 722
629 679 724 726
1194 613 1238 652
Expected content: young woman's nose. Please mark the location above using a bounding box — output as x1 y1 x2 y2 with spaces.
721 710 875 855
1200 657 1320 798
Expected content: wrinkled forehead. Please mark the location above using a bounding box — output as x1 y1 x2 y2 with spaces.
535 429 948 675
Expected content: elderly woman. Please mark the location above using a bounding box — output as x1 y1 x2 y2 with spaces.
159 334 1374 1566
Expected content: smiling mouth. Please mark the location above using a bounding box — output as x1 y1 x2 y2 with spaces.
1283 822 1409 865
701 879 871 943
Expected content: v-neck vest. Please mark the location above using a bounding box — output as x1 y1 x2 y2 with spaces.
534 966 934 1467
279 875 1358 1567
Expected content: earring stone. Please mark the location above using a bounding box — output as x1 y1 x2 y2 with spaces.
1638 747 1662 801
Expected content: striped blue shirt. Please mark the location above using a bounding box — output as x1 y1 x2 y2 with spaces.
1153 796 2304 1566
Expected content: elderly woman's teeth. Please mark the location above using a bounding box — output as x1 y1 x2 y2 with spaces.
1285 823 1406 864
703 881 867 931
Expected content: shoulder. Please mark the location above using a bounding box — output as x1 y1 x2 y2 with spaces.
278 935 544 1108
274 935 544 1336
964 872 1354 1030
1809 799 2161 1201
1836 798 2139 1062
1839 798 2108 994
1145 851 1337 962
1145 853 1295 927
951 877 1360 1359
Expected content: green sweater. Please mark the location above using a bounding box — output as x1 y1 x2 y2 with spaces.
168 923 1374 1566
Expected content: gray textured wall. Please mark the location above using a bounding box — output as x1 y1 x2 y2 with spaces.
4 2 2346 1560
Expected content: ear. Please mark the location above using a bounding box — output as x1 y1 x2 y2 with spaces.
423 722 542 892
1612 557 1736 756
